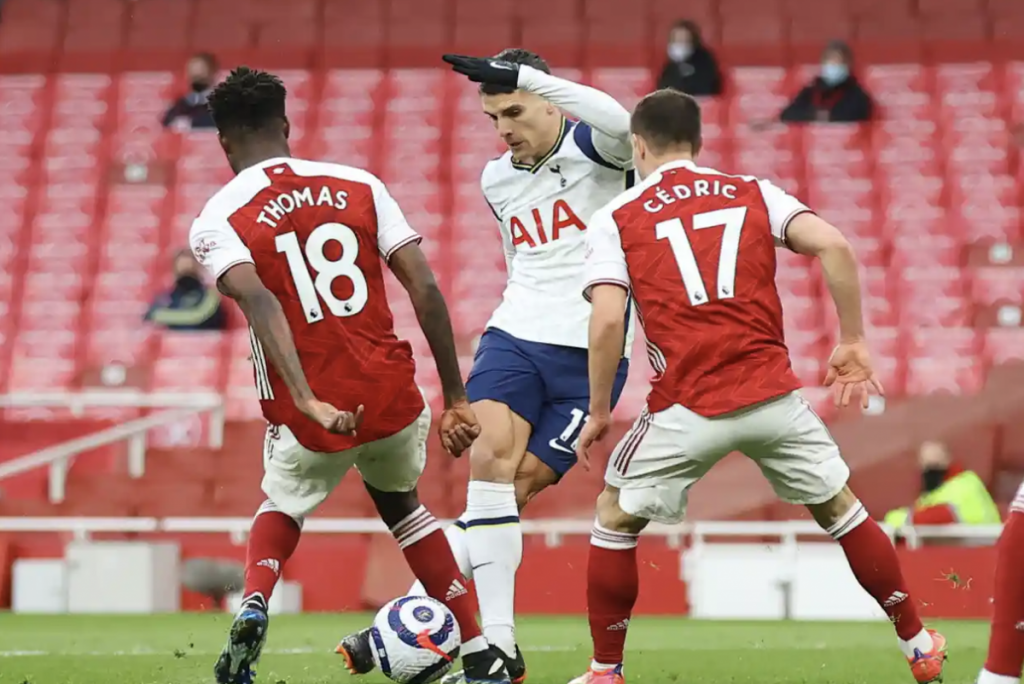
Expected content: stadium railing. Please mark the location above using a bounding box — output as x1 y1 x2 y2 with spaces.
0 391 225 502
0 517 1002 549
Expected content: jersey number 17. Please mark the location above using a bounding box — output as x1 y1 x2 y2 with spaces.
655 207 747 307
276 222 369 323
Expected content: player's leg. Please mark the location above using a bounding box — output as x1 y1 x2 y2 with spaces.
745 392 945 684
571 405 725 684
355 408 511 684
978 484 1024 684
459 331 547 659
408 450 557 596
216 425 355 684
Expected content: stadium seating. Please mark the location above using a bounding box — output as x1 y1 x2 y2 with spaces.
1 0 1023 519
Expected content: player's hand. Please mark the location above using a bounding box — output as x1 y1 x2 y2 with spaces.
576 411 611 472
442 54 520 88
439 399 481 457
824 339 885 409
300 400 364 435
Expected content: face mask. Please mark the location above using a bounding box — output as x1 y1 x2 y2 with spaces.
820 63 848 86
191 79 210 93
667 43 692 63
921 467 948 493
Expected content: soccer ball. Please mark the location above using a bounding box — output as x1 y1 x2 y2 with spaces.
369 595 462 683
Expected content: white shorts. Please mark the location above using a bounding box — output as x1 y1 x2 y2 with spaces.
262 405 431 520
605 391 849 524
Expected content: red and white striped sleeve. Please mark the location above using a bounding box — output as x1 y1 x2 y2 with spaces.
583 204 630 301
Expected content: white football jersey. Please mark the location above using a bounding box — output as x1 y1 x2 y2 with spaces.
483 119 636 356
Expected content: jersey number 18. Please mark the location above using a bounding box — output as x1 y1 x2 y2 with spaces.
655 207 747 307
276 223 368 323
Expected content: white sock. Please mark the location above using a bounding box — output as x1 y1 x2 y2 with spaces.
408 517 472 595
591 661 620 671
462 635 488 656
898 629 934 659
465 480 521 657
978 670 1021 684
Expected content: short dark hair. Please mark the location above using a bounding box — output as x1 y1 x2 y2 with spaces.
630 89 702 153
192 51 219 72
670 20 705 48
208 66 287 135
480 48 551 95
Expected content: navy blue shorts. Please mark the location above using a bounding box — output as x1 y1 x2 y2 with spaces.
466 328 629 477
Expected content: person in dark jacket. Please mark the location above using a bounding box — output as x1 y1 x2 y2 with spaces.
161 52 219 130
146 249 226 330
780 40 872 123
656 20 723 97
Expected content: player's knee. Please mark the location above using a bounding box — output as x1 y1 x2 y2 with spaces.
512 454 559 511
468 435 521 484
595 487 648 535
806 484 858 529
365 484 421 529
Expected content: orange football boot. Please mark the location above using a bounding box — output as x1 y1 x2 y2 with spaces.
908 629 948 683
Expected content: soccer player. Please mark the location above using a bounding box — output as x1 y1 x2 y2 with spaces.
570 89 948 684
339 49 636 683
978 486 1024 684
192 67 510 684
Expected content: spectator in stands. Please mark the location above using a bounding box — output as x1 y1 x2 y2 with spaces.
883 440 1000 527
145 249 226 331
780 40 873 123
161 52 218 131
656 20 723 97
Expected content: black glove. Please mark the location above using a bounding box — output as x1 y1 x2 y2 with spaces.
442 54 520 88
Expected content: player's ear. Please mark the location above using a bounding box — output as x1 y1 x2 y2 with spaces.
282 116 291 140
217 132 231 157
631 134 646 160
693 134 703 157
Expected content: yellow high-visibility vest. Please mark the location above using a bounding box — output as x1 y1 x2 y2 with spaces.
884 470 1001 528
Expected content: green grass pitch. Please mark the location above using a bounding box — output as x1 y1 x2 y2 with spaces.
0 613 988 684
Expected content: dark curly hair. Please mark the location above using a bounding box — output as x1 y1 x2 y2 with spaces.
208 66 287 135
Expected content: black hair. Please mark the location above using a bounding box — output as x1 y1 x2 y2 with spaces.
670 20 705 48
823 39 853 63
631 89 702 153
479 48 551 95
192 51 219 73
208 66 287 135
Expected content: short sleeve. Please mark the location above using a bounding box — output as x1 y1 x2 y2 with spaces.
756 178 813 247
189 215 254 280
583 205 630 301
373 180 422 262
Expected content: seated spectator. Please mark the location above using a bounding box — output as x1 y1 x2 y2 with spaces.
780 40 872 123
161 52 218 131
884 440 1000 527
146 249 226 331
656 20 723 97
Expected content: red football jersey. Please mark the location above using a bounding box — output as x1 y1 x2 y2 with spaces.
584 159 810 416
191 157 424 452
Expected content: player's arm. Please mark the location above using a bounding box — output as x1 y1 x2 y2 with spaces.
374 178 472 414
576 206 631 467
190 220 360 433
388 244 466 406
218 264 319 406
759 179 864 343
443 54 632 167
786 213 864 343
516 66 632 167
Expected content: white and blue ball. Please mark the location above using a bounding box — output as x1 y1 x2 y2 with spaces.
369 596 461 684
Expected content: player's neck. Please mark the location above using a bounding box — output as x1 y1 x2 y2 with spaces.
514 118 565 167
232 144 292 173
645 152 695 175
